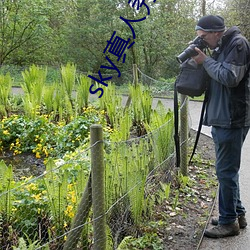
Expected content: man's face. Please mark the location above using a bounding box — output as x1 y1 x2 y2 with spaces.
196 30 221 49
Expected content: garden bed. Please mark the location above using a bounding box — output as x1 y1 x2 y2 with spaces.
160 131 217 250
0 130 217 250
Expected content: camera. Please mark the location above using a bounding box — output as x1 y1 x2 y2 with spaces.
176 36 208 63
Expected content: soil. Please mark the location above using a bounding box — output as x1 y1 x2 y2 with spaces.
158 130 217 250
0 152 45 180
113 129 217 250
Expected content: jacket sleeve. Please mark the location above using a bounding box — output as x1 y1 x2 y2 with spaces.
203 38 250 87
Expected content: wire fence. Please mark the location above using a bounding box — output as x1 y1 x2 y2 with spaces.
0 66 191 249
0 116 189 249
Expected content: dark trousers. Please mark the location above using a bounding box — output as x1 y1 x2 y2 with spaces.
211 126 249 225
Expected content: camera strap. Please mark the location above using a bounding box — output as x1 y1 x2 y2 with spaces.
174 82 181 168
189 91 208 164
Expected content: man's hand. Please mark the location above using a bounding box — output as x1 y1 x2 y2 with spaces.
192 47 207 64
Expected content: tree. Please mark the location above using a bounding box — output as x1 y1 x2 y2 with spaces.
220 0 250 39
0 0 51 65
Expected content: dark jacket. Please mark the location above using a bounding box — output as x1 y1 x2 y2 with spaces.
203 26 250 128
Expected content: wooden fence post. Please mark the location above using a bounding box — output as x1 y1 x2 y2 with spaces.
180 94 188 176
125 64 138 110
91 124 106 250
133 64 138 86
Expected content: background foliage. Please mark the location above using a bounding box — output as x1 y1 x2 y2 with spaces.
1 0 249 81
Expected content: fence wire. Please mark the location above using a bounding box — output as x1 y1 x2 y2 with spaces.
0 68 192 249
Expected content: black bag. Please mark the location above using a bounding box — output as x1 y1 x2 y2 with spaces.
174 58 209 168
175 58 208 97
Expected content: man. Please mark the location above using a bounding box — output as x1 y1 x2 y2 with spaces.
192 15 250 238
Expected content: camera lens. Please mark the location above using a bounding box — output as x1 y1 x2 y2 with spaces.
176 36 208 63
176 44 198 63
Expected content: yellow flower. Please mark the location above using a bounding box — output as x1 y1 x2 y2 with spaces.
36 152 41 159
65 205 74 218
32 193 42 201
71 195 76 204
14 149 22 155
100 110 106 115
3 130 9 135
26 183 37 191
12 207 17 212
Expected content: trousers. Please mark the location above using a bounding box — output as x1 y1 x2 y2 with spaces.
211 126 249 225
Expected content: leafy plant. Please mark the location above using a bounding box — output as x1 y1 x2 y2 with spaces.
0 73 12 117
117 233 163 250
76 74 91 112
60 63 76 103
172 190 180 210
145 100 174 163
99 82 122 128
0 106 103 157
13 237 41 250
129 84 153 129
21 65 47 118
43 159 68 224
12 176 49 241
158 182 171 203
43 84 56 114
0 161 15 222
109 109 132 141
178 173 192 189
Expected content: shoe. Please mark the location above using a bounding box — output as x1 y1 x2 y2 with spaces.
204 222 240 238
211 214 247 229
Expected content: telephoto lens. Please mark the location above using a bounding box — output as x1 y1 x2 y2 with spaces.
176 36 208 63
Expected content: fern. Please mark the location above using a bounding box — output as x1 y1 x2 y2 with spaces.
0 73 12 116
61 63 76 100
0 160 14 221
145 100 175 163
43 85 56 114
21 65 47 118
43 159 68 228
76 74 90 111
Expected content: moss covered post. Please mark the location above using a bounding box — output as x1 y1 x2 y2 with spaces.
91 124 106 250
180 95 188 176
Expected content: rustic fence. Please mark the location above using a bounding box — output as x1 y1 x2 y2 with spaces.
0 65 191 249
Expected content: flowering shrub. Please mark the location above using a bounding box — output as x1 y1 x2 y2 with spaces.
0 106 105 158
